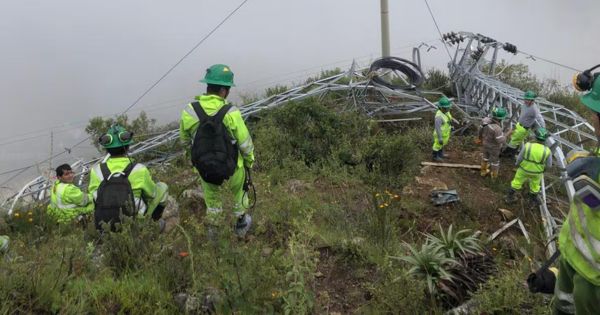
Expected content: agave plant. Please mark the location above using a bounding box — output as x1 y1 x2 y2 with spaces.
425 224 483 259
391 242 458 295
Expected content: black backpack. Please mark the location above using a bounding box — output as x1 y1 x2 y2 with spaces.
190 101 238 185
94 162 137 231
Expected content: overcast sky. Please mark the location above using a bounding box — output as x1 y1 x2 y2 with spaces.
1 0 599 190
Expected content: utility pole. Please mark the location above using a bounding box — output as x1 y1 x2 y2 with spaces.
380 0 391 57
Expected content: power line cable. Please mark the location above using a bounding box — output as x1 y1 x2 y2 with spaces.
423 0 453 63
0 95 195 147
119 0 249 115
0 0 250 181
517 49 582 72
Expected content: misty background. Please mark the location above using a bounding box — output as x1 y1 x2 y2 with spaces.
1 0 598 193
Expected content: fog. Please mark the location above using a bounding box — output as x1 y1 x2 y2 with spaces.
1 0 598 191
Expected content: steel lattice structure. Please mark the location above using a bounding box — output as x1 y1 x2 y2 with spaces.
2 32 592 256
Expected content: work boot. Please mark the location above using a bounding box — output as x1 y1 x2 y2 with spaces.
480 161 490 177
440 148 448 158
158 218 166 233
207 225 218 243
432 150 443 162
490 166 499 180
505 188 519 204
501 146 518 158
234 213 252 238
528 193 541 207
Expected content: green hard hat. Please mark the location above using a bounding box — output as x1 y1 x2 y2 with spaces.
200 64 235 87
524 90 537 101
581 76 600 113
535 127 549 141
99 125 134 149
0 235 9 254
437 96 452 108
492 107 507 119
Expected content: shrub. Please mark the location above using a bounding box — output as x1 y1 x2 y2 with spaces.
425 224 482 259
253 100 369 169
392 242 457 296
471 262 549 314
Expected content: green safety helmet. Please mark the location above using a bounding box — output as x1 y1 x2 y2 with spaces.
0 235 8 254
437 96 452 108
535 127 549 142
581 76 600 113
200 64 235 87
99 125 134 149
524 90 537 101
492 107 507 120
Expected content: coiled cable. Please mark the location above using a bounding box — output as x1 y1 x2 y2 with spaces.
369 57 424 90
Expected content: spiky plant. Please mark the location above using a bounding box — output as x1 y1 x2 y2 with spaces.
425 224 482 259
391 243 458 296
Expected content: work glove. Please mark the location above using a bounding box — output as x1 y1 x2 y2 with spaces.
474 138 482 145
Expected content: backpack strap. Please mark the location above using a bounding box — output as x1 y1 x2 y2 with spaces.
191 101 210 122
214 105 232 122
122 162 137 178
100 163 111 180
100 162 137 180
191 101 232 123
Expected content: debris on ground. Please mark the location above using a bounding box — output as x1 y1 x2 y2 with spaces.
431 189 460 206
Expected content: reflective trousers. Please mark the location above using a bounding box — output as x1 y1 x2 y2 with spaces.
510 168 542 193
200 165 247 222
554 257 600 315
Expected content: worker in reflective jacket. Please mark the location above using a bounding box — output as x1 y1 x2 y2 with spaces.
432 96 453 161
505 127 551 205
88 126 169 223
553 69 600 315
179 64 255 237
503 90 546 156
47 164 93 224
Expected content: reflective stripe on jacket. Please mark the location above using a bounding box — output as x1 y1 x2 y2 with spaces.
518 142 550 174
179 94 255 168
559 198 600 286
47 181 93 223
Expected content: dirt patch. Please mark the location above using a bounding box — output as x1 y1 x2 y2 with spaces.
314 247 375 313
400 149 518 234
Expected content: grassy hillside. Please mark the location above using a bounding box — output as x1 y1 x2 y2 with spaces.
0 97 554 314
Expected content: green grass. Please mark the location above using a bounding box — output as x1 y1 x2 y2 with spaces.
0 99 553 313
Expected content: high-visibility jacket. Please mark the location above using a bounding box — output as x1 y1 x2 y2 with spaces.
559 197 600 286
88 156 168 217
518 142 550 174
432 110 452 143
179 94 255 169
47 181 93 224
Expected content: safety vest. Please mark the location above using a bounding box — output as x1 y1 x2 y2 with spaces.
559 198 600 285
434 110 452 139
47 181 92 223
519 142 550 174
